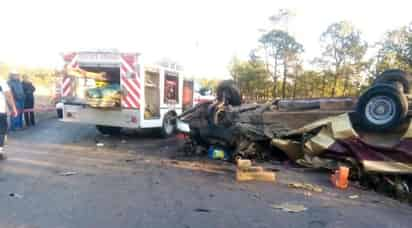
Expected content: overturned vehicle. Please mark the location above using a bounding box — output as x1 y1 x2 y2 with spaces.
177 70 412 199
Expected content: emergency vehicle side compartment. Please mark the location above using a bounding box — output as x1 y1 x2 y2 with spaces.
62 104 140 128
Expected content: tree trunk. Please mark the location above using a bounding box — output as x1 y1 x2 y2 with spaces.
292 81 297 99
264 45 270 73
342 74 350 96
292 69 298 99
331 64 340 97
331 73 338 97
273 57 278 98
282 62 288 99
331 62 342 97
321 74 327 97
310 80 315 98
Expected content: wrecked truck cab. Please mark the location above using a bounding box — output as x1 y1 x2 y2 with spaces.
176 79 242 135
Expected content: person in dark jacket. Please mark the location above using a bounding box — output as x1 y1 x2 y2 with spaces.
8 72 25 130
22 75 36 126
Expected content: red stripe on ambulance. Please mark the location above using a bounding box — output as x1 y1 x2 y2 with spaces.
120 54 141 109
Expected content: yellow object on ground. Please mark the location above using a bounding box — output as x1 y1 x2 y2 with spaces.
237 159 252 169
236 168 276 182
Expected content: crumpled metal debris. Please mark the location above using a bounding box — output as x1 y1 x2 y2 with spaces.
272 113 412 174
178 101 290 160
271 113 412 202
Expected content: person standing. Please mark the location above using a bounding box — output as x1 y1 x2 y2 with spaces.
22 75 36 126
7 72 25 130
0 77 18 160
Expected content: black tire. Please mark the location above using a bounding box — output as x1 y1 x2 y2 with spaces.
356 84 408 131
96 125 122 135
373 69 411 94
57 109 63 119
161 112 176 138
216 80 241 106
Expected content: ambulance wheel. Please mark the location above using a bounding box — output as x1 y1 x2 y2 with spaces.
161 112 176 138
57 108 63 119
96 125 122 135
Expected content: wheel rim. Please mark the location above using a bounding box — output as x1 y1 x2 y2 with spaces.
365 95 396 125
164 116 174 135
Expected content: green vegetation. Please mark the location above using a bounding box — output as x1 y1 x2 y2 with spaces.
230 9 412 101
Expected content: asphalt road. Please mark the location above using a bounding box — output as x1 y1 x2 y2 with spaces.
0 118 410 228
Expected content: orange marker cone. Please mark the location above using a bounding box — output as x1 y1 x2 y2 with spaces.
331 166 349 189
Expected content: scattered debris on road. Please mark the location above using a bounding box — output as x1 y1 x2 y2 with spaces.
193 208 211 213
271 203 307 213
208 146 229 160
249 193 261 200
236 159 276 182
304 191 312 197
349 195 359 199
9 193 24 199
170 160 180 165
288 182 323 193
58 171 77 176
236 169 276 182
237 159 252 169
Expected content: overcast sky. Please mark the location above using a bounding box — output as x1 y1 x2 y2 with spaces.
0 0 411 78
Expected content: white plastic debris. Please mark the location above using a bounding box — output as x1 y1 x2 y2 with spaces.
59 171 77 176
349 195 359 199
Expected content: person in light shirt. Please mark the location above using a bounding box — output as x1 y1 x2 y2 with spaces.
0 76 18 160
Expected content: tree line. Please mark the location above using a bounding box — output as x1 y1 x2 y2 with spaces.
0 64 58 89
229 9 412 101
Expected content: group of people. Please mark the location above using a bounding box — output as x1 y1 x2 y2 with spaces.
0 71 36 160
8 72 36 130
